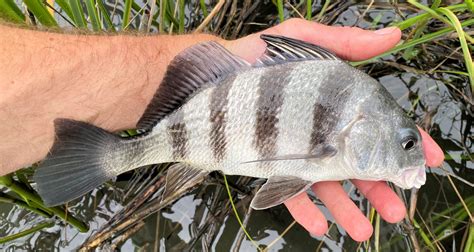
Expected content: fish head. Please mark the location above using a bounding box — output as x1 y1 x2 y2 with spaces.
342 84 426 189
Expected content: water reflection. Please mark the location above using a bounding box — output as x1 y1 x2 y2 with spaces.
1 1 472 251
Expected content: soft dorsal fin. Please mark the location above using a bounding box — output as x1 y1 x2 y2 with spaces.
256 34 340 66
137 41 250 131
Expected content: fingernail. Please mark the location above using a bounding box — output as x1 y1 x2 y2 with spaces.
374 26 398 35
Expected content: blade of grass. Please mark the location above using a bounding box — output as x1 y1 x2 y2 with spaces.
0 0 25 23
408 0 453 26
69 0 87 28
316 0 330 22
305 0 311 20
194 0 224 33
199 0 208 18
96 0 114 31
85 0 101 31
352 18 474 66
159 0 166 32
0 175 88 232
146 0 157 32
23 0 58 27
131 1 162 29
432 196 474 222
417 211 445 250
435 206 472 241
0 221 54 243
375 213 380 252
277 0 284 22
413 218 436 250
465 224 474 252
0 194 51 218
165 5 179 27
466 0 474 13
168 0 178 34
435 70 470 77
393 3 466 30
437 7 474 97
286 2 304 19
46 0 54 16
55 0 74 20
446 174 474 222
263 221 296 251
408 1 474 44
178 0 185 34
223 174 261 251
122 0 133 30
44 0 76 26
365 206 376 249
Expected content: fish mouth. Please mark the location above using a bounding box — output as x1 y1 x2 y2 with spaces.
392 165 426 189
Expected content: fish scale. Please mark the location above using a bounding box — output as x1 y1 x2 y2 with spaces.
220 68 262 172
34 35 427 209
275 65 318 158
209 75 235 162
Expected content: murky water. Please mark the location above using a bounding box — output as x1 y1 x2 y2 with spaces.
1 1 472 251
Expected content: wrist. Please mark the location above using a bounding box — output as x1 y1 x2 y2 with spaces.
99 33 222 130
0 27 221 174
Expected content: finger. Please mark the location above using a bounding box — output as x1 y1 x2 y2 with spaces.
417 127 444 167
351 180 406 223
226 18 401 62
284 192 328 236
312 181 373 242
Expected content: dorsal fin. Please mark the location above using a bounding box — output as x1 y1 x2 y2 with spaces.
137 41 250 131
256 34 340 66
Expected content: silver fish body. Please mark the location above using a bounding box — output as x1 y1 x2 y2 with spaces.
34 35 426 208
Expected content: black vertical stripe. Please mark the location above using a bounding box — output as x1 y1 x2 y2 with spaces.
254 66 294 158
168 110 188 160
309 70 352 154
209 76 235 161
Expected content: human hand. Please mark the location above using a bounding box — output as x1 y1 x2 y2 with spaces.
223 18 445 241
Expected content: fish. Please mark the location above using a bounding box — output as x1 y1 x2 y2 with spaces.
33 35 426 209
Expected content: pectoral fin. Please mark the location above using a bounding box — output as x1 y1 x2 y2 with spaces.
162 163 208 200
250 176 311 210
242 146 337 164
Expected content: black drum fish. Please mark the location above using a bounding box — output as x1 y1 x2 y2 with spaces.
34 35 426 209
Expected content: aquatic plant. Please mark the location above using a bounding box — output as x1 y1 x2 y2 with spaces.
0 1 472 251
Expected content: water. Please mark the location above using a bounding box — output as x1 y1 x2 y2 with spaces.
1 1 472 251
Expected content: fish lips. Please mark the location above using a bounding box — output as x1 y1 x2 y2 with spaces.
391 165 427 189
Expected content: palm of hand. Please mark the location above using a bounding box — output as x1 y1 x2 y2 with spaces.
222 18 445 241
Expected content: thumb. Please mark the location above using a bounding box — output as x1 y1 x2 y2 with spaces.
225 18 401 62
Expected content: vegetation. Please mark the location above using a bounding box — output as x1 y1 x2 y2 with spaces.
0 0 472 251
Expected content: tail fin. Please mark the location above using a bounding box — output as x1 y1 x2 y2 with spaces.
34 119 121 206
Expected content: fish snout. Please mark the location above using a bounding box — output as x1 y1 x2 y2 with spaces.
395 165 426 189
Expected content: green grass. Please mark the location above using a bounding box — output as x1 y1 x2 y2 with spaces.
0 221 54 243
0 173 88 232
0 1 472 250
277 0 284 22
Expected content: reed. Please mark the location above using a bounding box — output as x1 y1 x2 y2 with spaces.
0 1 471 250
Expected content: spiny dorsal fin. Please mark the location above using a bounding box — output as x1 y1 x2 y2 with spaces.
256 34 340 66
137 41 250 131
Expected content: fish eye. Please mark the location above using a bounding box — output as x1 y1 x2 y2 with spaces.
399 128 419 151
401 136 417 151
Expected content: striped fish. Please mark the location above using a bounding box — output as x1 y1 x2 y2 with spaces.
34 35 426 209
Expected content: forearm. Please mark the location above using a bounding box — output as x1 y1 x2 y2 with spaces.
0 25 218 175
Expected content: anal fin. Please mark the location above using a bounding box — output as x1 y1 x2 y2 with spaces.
162 163 208 201
250 176 311 210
